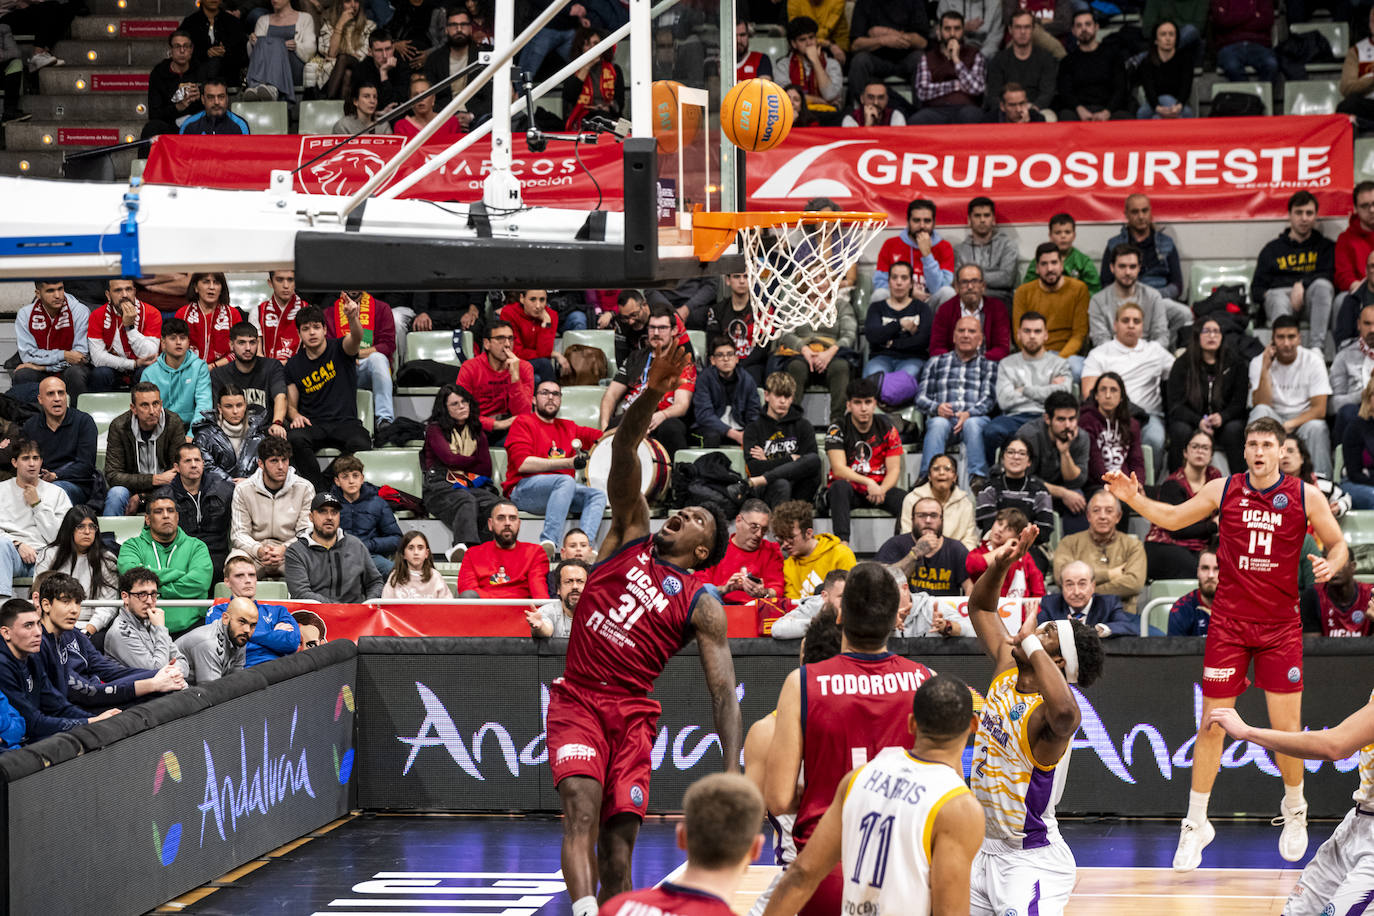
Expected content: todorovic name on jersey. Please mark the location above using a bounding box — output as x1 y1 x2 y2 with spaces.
1237 506 1285 573
815 669 928 697
584 557 671 649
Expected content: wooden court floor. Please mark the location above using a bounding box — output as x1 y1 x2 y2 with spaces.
730 864 1304 915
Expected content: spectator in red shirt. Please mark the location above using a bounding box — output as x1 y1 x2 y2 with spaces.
455 500 551 601
873 198 957 307
965 506 1046 597
504 379 606 554
499 289 570 386
455 320 534 446
175 272 243 369
705 498 785 603
598 303 696 456
1336 182 1374 295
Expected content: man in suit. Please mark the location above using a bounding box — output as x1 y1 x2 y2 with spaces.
1036 559 1136 637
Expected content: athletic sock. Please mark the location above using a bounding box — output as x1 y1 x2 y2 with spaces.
572 896 598 916
1186 790 1210 825
1284 782 1306 811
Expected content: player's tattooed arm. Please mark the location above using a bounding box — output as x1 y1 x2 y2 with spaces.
968 525 1036 674
694 594 743 775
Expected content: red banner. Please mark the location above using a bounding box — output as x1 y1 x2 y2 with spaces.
143 134 629 208
748 116 1354 223
273 600 761 642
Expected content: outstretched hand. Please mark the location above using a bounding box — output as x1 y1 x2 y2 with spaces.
646 340 689 393
1006 605 1040 650
990 524 1038 568
1205 706 1249 740
1101 469 1142 503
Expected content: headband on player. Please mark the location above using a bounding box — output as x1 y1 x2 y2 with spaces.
1054 619 1079 685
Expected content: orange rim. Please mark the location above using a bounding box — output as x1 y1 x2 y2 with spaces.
691 209 888 262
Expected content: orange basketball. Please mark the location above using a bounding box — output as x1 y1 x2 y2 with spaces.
651 80 702 154
720 77 794 152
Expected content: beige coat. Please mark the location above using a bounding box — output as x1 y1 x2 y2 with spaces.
1052 529 1148 615
899 482 979 551
230 467 315 560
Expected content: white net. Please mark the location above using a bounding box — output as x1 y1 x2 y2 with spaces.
742 214 887 348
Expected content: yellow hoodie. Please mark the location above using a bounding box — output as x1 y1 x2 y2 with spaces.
784 533 858 600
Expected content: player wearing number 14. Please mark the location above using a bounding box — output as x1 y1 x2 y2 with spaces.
1103 415 1348 872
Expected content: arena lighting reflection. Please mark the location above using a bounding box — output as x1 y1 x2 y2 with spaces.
395 681 1361 784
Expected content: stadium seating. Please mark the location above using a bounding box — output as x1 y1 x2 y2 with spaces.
1142 444 1155 487
560 329 616 379
688 330 707 363
1209 80 1272 117
228 276 270 316
489 447 508 485
406 330 469 365
1189 260 1253 303
231 101 289 135
213 580 291 600
83 391 132 449
1341 510 1374 544
355 449 424 515
100 514 146 543
559 386 604 427
1288 21 1347 73
1283 79 1341 116
300 99 345 135
1357 138 1374 182
673 447 747 478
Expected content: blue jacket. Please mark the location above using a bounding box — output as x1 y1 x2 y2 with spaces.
206 600 300 667
330 482 403 559
691 365 761 439
24 408 98 492
1037 592 1137 637
1167 589 1211 636
141 352 213 427
39 627 155 708
0 692 23 750
180 110 250 135
0 643 88 741
1099 224 1184 301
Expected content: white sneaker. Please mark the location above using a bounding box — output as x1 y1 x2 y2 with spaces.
1274 799 1309 862
447 544 466 564
1172 817 1215 872
540 539 557 561
27 52 59 71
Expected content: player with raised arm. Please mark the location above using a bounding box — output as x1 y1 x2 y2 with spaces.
1103 415 1348 870
966 524 1105 916
763 562 935 916
547 339 741 916
760 675 986 916
1208 696 1374 916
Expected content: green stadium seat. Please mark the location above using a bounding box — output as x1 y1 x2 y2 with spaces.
1145 578 1194 605
1209 80 1272 116
1289 22 1348 71
490 447 508 484
357 389 374 433
231 100 289 134
1140 599 1172 636
560 385 605 428
1189 260 1254 304
1357 138 1374 182
1283 79 1341 116
560 329 616 379
354 449 423 500
101 515 147 544
748 35 787 62
673 447 746 478
851 272 873 325
1342 510 1374 544
688 330 707 363
1142 444 1155 486
82 391 132 450
299 99 345 135
227 275 270 316
406 330 469 366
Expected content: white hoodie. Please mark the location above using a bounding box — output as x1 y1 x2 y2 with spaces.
229 466 315 559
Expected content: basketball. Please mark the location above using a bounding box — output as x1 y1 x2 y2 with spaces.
651 80 702 154
720 77 794 152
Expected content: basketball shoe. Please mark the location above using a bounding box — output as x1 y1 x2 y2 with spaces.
1172 817 1215 871
1274 798 1309 862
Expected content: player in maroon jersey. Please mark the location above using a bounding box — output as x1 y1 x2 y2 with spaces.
1104 416 1347 871
548 340 741 916
763 561 935 916
599 773 765 916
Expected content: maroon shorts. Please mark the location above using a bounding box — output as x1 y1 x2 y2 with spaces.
1201 613 1304 698
546 678 661 822
797 863 843 916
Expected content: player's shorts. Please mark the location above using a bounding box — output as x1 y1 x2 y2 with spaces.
1284 805 1374 916
546 677 661 822
796 864 842 916
1201 613 1304 698
970 836 1077 916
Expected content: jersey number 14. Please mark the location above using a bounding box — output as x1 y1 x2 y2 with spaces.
850 811 894 889
1248 530 1273 556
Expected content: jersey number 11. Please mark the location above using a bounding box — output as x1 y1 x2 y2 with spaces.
850 811 894 889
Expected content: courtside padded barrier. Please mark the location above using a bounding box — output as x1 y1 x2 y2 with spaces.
355 636 1374 820
0 640 357 916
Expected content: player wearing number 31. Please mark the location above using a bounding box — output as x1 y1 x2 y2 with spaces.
964 523 1104 916
545 340 740 916
1102 415 1347 872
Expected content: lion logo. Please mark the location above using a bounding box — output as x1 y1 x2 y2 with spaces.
306 149 388 196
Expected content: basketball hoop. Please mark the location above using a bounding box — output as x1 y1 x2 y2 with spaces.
693 210 888 347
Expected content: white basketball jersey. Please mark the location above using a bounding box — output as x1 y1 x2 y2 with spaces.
839 746 971 916
971 668 1070 848
1354 688 1374 807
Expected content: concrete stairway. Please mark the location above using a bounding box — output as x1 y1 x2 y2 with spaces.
2 0 189 178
